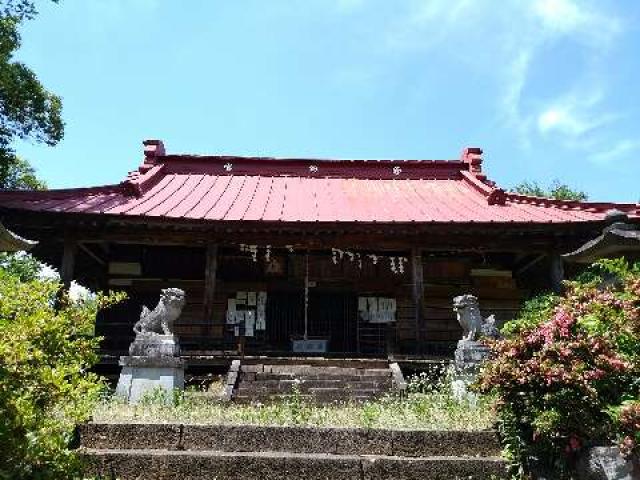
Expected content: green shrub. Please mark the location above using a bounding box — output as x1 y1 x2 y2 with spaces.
0 270 124 480
476 258 640 479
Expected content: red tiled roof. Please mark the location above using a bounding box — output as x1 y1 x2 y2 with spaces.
0 141 637 224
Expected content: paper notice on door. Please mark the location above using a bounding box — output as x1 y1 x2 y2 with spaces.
236 291 247 305
257 291 267 306
378 298 388 312
367 297 378 313
247 291 257 306
228 298 237 311
245 310 255 337
256 309 266 330
358 297 368 312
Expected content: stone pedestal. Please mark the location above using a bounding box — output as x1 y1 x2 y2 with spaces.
454 340 491 372
451 340 491 403
115 334 185 404
576 447 638 480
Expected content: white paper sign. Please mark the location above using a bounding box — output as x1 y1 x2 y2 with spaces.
257 291 267 306
358 297 368 311
256 310 266 330
245 310 255 337
367 297 378 313
247 292 257 306
228 298 236 311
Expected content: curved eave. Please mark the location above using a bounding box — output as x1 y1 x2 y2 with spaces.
0 222 37 252
563 223 640 263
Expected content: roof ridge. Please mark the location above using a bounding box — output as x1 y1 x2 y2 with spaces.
504 191 640 214
121 163 166 197
0 184 121 197
459 171 506 206
163 154 465 164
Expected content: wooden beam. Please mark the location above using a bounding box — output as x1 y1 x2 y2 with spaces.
203 243 219 326
60 236 77 289
79 242 105 266
516 254 545 276
411 248 424 348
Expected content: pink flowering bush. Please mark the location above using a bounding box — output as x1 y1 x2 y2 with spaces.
476 259 640 479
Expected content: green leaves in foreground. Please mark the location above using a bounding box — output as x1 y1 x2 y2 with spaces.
0 271 124 480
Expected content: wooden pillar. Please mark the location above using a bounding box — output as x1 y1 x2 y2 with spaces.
550 253 564 294
203 243 219 325
411 248 425 352
60 236 77 289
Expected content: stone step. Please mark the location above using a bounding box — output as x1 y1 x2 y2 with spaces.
233 390 386 400
233 360 399 404
236 379 390 392
241 365 391 377
79 424 503 458
82 448 507 480
245 373 391 382
241 357 390 369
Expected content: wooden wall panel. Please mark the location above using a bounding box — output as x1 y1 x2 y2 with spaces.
420 259 526 344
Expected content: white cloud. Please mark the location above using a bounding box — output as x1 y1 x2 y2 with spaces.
506 1 622 147
533 0 590 33
537 92 618 138
382 0 623 148
531 0 621 44
589 139 640 165
538 107 596 136
331 0 627 163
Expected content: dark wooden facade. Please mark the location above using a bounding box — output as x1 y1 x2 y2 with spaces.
0 213 603 359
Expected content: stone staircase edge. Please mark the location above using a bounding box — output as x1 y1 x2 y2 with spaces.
79 422 502 457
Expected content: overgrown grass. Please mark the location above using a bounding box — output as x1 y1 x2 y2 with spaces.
93 370 495 431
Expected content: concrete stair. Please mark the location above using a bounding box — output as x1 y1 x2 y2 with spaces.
79 423 507 480
232 358 398 403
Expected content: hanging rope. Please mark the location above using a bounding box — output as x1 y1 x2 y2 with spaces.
304 251 309 341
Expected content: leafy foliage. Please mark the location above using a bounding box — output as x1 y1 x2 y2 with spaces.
0 0 62 189
608 399 640 458
476 259 640 478
2 155 46 189
0 250 42 281
512 180 588 201
0 270 124 480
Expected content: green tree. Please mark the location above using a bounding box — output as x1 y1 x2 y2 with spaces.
2 155 46 189
512 180 588 201
0 250 41 281
0 270 124 480
0 0 62 189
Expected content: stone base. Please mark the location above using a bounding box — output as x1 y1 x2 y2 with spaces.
451 340 490 404
576 447 638 480
115 355 185 404
128 334 180 357
454 340 490 371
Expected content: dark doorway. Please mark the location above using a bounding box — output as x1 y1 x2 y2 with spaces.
308 292 358 353
264 291 358 353
265 291 304 351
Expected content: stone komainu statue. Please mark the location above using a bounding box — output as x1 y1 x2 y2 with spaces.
452 294 501 341
133 288 186 336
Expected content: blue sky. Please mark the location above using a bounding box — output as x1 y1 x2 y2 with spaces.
14 0 640 202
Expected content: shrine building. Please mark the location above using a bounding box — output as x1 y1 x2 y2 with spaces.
0 140 638 361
